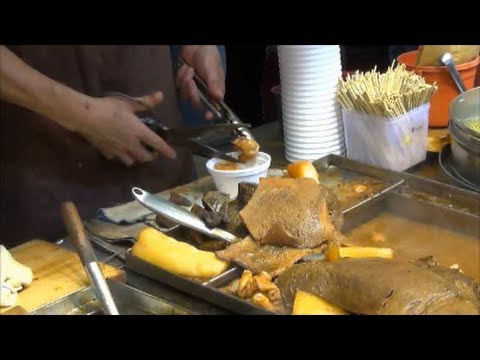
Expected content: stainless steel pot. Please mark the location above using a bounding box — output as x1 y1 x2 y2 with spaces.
448 87 480 185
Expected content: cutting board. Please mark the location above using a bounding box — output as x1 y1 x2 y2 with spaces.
0 240 125 314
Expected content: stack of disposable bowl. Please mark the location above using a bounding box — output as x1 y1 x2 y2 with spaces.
278 45 345 162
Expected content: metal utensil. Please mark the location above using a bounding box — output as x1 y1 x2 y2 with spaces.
60 202 120 315
439 53 467 94
131 187 238 244
140 118 251 163
104 91 251 163
175 58 255 141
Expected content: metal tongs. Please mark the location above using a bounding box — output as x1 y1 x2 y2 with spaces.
132 187 238 244
175 58 255 141
104 91 251 163
142 119 250 163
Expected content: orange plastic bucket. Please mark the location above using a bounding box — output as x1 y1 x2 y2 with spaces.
397 51 480 128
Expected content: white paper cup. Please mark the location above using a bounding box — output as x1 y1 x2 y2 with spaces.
283 123 343 132
280 86 339 96
282 112 341 121
279 56 341 69
281 99 340 110
285 146 345 159
284 149 344 163
284 130 344 143
283 129 344 139
283 127 344 138
283 113 342 121
280 45 339 51
283 119 344 131
282 98 339 109
281 79 341 88
282 113 341 124
279 47 340 56
284 132 344 149
279 56 341 66
279 57 341 68
281 92 339 105
280 69 342 81
281 88 339 98
283 108 341 117
286 140 345 149
279 50 340 60
206 152 271 198
279 46 340 58
283 127 344 136
283 126 344 137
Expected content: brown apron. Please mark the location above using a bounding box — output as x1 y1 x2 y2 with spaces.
0 45 193 247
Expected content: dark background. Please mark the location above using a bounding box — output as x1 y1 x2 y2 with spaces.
224 45 394 127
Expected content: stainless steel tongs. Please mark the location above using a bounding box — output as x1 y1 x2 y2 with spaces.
175 57 255 141
104 91 251 163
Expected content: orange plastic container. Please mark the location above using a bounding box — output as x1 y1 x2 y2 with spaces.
397 51 479 128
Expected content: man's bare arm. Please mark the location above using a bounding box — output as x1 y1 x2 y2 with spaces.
0 45 93 132
0 45 175 164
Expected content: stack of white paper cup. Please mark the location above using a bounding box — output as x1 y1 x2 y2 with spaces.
278 45 345 162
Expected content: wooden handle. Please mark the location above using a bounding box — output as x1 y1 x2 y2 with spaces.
60 202 96 265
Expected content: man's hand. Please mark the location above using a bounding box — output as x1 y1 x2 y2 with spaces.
78 92 176 166
176 45 225 120
0 46 176 167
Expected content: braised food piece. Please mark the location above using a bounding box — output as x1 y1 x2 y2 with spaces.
155 214 178 229
275 258 480 315
240 178 344 248
198 240 227 252
287 160 319 183
292 290 349 315
216 236 312 278
221 270 286 314
132 228 229 278
232 137 260 163
202 191 230 223
250 292 277 312
237 182 258 207
168 192 192 207
190 204 223 228
183 228 206 245
237 270 257 299
221 199 249 238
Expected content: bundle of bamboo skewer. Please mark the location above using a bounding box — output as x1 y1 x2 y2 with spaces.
337 62 437 118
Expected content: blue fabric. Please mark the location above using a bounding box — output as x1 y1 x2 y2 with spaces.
171 45 227 126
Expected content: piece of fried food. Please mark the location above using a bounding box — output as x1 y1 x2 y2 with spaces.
221 270 286 313
132 227 229 278
286 160 319 183
292 290 349 315
232 137 260 163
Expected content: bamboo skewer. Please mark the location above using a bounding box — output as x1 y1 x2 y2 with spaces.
337 63 437 118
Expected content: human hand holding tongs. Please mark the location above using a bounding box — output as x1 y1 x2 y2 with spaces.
174 58 254 141
105 58 254 163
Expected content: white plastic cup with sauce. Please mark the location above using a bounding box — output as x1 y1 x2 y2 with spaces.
206 152 272 198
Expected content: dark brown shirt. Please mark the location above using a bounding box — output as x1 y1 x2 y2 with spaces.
0 45 193 247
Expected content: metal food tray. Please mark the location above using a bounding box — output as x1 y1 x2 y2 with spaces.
125 154 480 315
